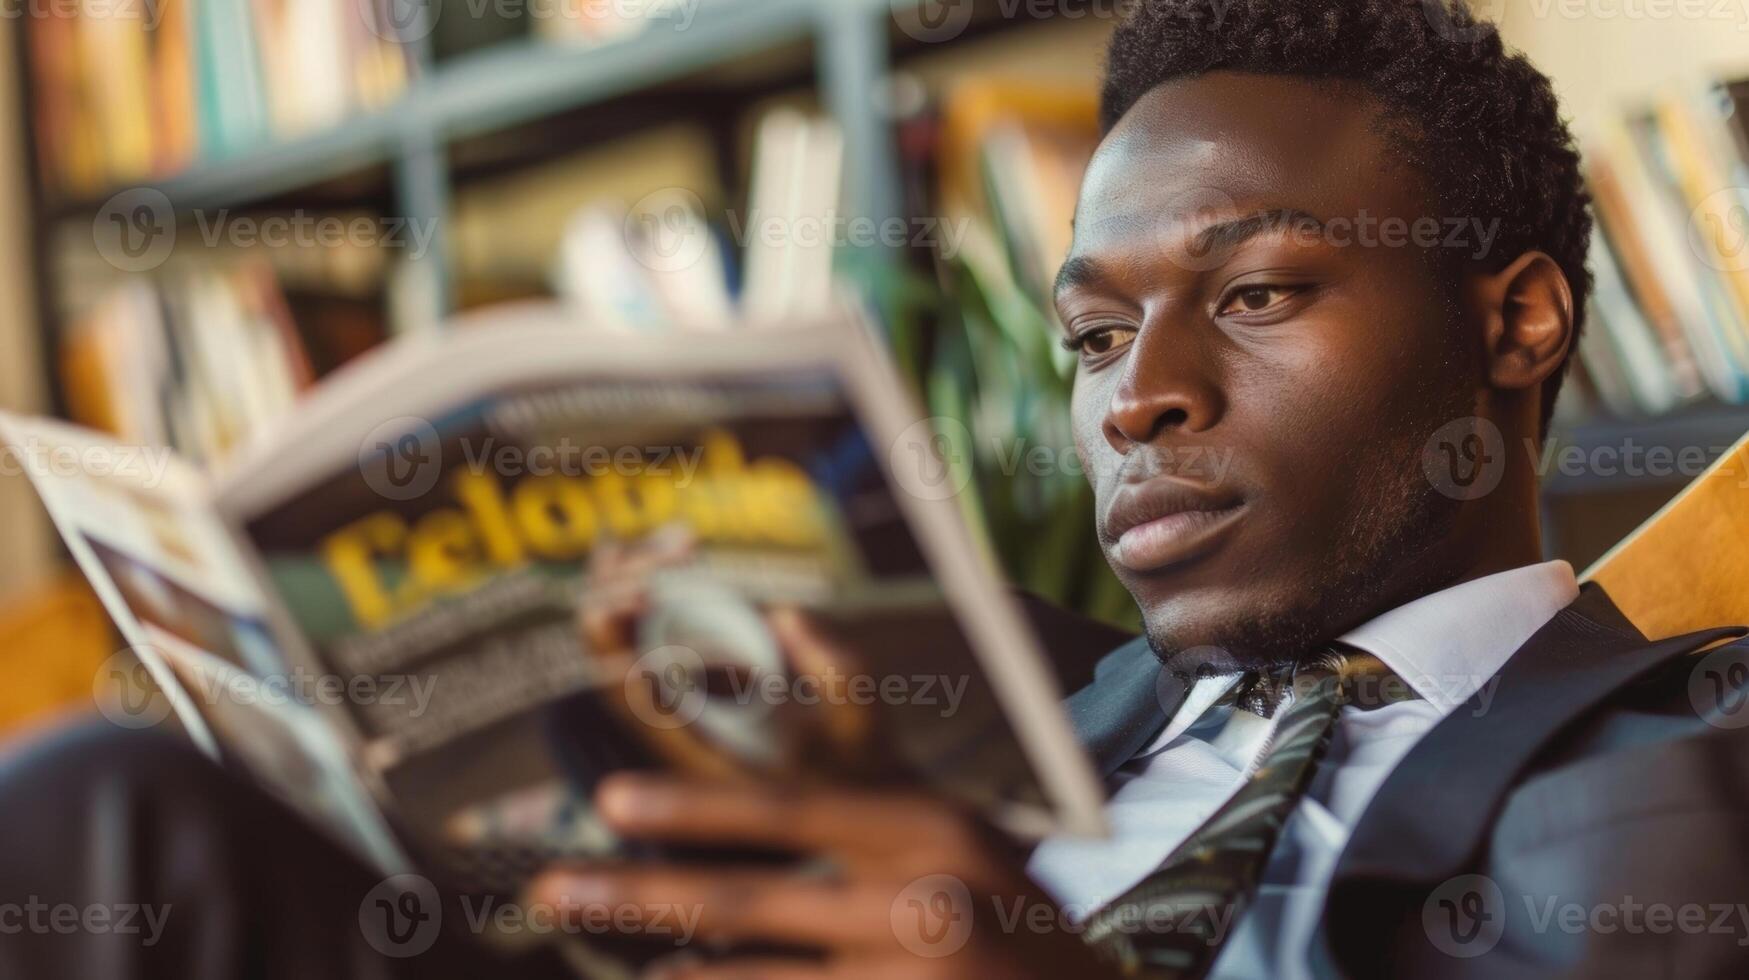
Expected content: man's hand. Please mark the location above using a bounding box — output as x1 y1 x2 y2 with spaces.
527 774 1114 979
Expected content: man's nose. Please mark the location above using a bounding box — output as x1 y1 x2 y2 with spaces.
1100 327 1222 452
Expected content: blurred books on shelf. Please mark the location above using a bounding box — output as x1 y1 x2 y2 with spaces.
908 77 1137 627
1578 80 1749 420
26 0 418 197
56 102 851 468
57 257 396 466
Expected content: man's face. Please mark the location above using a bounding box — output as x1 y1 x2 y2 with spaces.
1057 73 1479 674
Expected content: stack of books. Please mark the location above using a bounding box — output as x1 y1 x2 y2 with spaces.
55 251 414 465
1578 80 1749 421
26 0 419 197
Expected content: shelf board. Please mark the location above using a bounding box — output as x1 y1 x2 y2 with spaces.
1542 405 1749 496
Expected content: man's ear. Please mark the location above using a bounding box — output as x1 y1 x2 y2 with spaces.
1469 251 1574 392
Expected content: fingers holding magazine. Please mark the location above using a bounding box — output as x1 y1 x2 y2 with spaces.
577 524 888 785
527 774 1111 979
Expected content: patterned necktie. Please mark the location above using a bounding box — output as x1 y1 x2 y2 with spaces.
1080 649 1414 979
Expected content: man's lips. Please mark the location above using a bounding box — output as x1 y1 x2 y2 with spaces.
1102 478 1246 573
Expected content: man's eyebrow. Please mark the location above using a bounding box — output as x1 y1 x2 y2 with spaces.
1053 208 1326 298
1054 255 1103 298
1190 208 1326 257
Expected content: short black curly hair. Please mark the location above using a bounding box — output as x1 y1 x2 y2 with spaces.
1101 0 1592 436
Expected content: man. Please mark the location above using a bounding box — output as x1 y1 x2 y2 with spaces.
5 1 1749 977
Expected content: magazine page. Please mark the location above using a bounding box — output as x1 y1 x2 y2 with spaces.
210 304 1104 914
0 414 407 874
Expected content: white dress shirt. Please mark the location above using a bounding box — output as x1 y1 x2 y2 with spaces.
1028 560 1580 978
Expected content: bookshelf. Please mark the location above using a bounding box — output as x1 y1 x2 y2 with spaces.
14 0 1749 574
18 0 928 420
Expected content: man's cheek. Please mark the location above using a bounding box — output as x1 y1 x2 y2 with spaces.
1068 401 1113 488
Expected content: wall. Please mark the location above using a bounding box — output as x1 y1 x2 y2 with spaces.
1493 0 1749 138
0 17 57 600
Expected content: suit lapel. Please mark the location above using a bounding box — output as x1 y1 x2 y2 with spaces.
1065 635 1182 779
1317 583 1746 974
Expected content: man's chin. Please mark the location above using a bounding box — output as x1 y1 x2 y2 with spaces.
1139 593 1337 677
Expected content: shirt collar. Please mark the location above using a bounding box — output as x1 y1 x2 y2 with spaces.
1147 560 1580 751
1336 560 1579 714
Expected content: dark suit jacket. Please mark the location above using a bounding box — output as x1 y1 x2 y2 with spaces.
1064 584 1749 979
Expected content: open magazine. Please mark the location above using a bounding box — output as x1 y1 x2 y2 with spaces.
2 303 1105 962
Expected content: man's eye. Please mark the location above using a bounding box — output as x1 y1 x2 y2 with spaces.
1219 285 1297 315
1064 326 1138 358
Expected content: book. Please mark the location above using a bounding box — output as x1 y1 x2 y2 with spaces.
61 261 319 465
2 302 1106 964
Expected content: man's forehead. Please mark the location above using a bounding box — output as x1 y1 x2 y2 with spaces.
1077 74 1403 221
1068 75 1432 263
